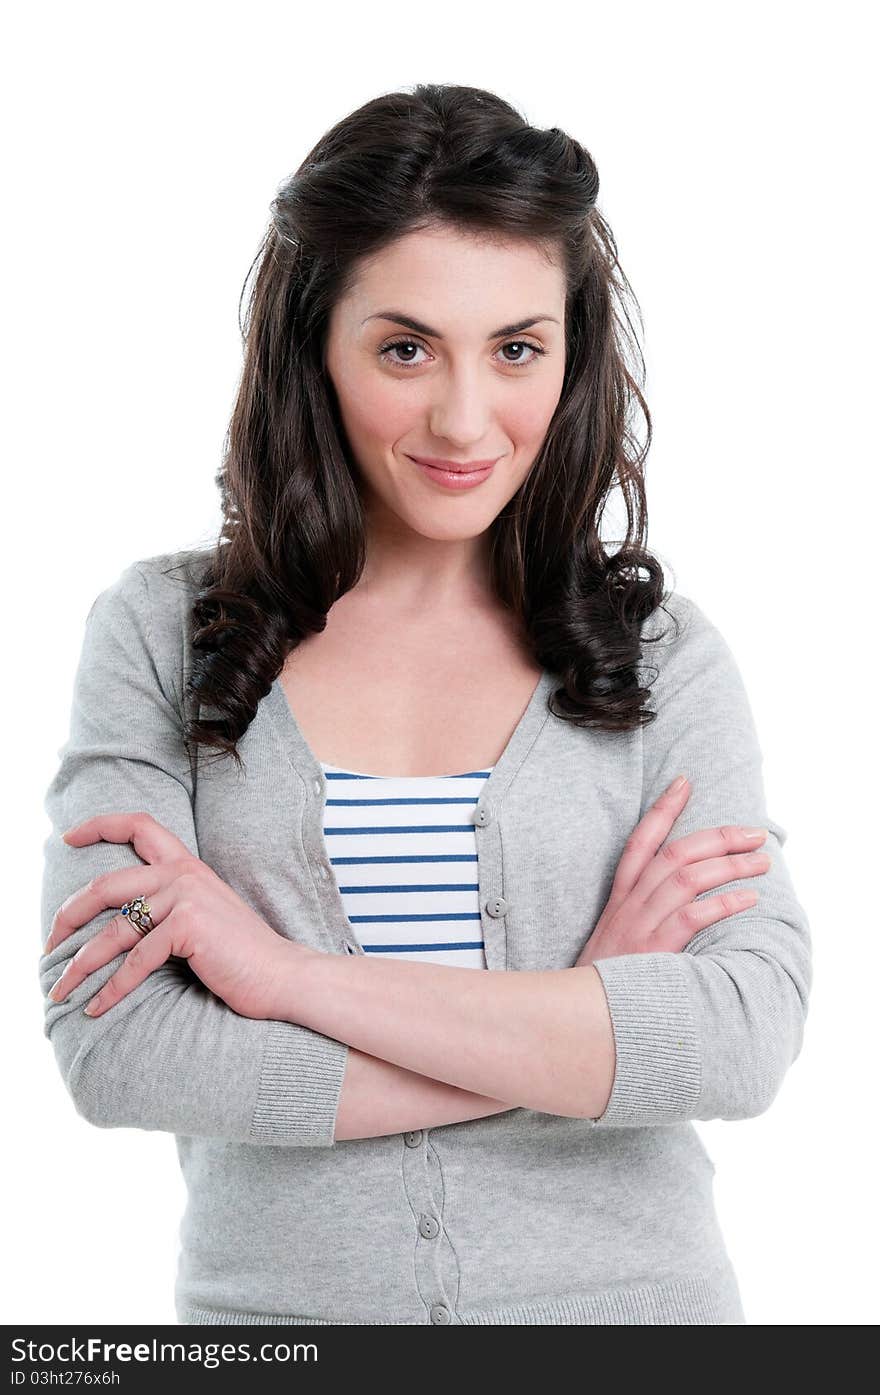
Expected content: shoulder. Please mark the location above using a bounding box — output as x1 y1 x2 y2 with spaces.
638 589 752 721
639 589 731 664
90 546 210 609
98 546 212 631
134 545 213 597
84 547 213 703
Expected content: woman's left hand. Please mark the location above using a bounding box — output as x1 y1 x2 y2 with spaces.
43 811 321 1021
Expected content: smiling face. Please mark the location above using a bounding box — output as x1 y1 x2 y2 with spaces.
322 224 568 587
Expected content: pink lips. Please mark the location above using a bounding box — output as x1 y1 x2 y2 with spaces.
408 454 499 490
410 455 500 473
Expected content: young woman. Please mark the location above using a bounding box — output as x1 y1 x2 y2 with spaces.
40 83 811 1326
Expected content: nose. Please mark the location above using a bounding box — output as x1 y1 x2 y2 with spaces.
428 371 493 448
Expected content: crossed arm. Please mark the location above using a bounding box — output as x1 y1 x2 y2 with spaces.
276 949 617 1140
44 565 810 1148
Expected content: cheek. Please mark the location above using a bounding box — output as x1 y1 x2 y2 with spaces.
504 388 560 445
342 377 416 446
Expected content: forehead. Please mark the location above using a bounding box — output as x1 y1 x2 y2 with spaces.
335 226 566 331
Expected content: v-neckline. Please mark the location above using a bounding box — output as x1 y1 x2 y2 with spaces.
261 664 558 963
264 664 557 803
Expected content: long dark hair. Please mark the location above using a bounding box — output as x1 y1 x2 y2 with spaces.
182 82 679 770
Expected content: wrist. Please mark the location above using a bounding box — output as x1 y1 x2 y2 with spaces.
271 937 327 1023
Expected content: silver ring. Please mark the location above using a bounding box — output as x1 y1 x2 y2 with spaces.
120 896 155 937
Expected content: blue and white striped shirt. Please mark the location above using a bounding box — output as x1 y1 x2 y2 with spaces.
320 762 495 968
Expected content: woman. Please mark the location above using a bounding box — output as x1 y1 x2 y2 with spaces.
39 83 811 1325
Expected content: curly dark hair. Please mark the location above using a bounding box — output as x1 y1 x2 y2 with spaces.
181 82 680 770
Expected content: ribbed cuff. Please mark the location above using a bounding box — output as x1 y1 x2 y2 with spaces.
589 951 702 1127
250 1019 349 1146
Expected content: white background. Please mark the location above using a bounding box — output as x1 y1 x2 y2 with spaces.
5 0 876 1326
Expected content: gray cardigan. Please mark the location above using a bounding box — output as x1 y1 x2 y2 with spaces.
39 549 812 1325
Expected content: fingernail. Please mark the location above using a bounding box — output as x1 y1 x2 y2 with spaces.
740 826 767 839
49 976 65 1001
668 775 687 793
84 996 100 1016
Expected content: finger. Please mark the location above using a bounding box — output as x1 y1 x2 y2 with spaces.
46 863 171 954
47 854 195 952
628 822 769 912
48 886 175 1004
82 913 179 1019
642 848 771 929
48 913 142 1002
653 887 761 953
62 812 193 866
608 775 690 901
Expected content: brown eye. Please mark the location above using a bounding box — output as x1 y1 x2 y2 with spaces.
499 341 545 366
379 339 425 366
377 337 547 371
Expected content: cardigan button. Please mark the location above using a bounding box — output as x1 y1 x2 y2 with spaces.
403 1130 423 1147
313 777 322 795
473 805 492 827
418 1213 440 1239
430 1304 451 1324
485 896 508 917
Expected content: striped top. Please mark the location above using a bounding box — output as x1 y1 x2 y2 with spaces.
320 761 495 968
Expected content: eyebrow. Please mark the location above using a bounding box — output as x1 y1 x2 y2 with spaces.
362 311 560 339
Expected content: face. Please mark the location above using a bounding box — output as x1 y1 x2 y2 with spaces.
323 224 567 555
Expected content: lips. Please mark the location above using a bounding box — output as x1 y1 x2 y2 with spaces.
410 457 497 490
408 455 500 474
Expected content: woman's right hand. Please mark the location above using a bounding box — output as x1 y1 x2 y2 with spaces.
575 775 770 968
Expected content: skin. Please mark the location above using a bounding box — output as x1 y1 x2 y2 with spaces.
323 222 568 610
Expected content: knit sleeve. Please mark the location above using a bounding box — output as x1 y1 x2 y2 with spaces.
588 594 812 1128
39 559 349 1146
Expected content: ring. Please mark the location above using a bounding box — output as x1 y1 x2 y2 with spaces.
120 896 155 937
